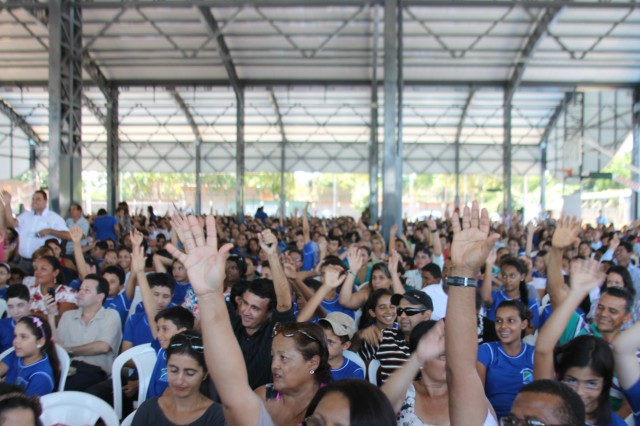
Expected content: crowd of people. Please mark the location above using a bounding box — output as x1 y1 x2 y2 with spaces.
0 189 638 426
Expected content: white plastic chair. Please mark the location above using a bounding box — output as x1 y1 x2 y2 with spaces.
55 343 70 391
342 350 366 372
0 345 69 392
120 410 137 426
128 287 142 318
112 343 157 420
40 391 119 426
0 299 7 318
368 359 381 386
626 414 635 426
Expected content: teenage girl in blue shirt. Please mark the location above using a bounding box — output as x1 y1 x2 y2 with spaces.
0 315 60 396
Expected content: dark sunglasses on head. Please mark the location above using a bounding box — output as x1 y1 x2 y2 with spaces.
396 307 427 317
170 333 204 353
272 323 320 343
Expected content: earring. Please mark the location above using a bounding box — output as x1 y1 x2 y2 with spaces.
36 345 41 349
309 369 315 375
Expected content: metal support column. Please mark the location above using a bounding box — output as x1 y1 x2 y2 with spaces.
236 87 245 223
632 87 640 219
368 4 380 226
381 0 401 240
503 91 513 216
268 87 287 219
48 0 83 214
540 141 547 213
106 83 119 214
455 90 475 208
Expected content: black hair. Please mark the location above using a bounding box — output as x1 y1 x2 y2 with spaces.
97 208 107 216
17 315 61 388
554 336 611 426
303 277 322 293
84 274 110 303
320 255 348 273
517 380 585 425
94 240 109 251
102 265 125 287
245 279 276 312
155 306 195 330
227 254 247 276
43 238 61 249
5 284 29 302
603 266 635 297
370 262 392 281
229 280 250 310
0 391 42 426
500 257 529 306
306 379 396 426
409 319 438 354
413 245 432 261
421 263 442 280
327 234 343 246
601 286 634 314
360 289 394 329
33 189 47 201
496 300 531 339
36 256 61 284
618 241 633 254
345 231 360 244
147 272 175 295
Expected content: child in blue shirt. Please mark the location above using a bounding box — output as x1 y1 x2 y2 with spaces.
0 284 32 353
102 265 135 328
0 315 60 396
318 314 364 381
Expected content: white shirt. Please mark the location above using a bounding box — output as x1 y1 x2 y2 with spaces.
16 208 69 258
423 281 448 320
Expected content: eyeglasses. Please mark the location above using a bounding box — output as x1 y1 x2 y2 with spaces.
396 307 427 317
272 323 320 344
169 333 204 353
500 415 561 426
561 377 602 392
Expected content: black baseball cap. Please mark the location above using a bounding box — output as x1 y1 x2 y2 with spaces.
391 290 433 311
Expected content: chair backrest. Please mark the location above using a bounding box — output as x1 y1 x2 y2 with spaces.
342 350 366 371
40 391 119 426
128 287 142 317
367 359 381 386
0 346 14 361
55 343 70 391
112 343 157 420
0 299 7 319
120 410 137 426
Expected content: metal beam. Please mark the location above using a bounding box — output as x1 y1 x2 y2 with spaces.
0 98 42 144
48 0 83 214
369 3 380 226
454 89 476 207
268 87 287 219
106 83 119 214
539 92 576 146
197 6 243 103
381 0 400 242
81 94 107 127
505 3 563 105
632 87 640 219
236 86 245 223
503 91 512 216
167 86 203 214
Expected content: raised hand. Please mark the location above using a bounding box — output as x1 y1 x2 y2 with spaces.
570 259 605 294
389 250 400 274
70 225 83 244
131 240 146 275
347 245 364 272
415 319 445 365
130 229 144 249
551 214 581 249
258 229 278 256
450 201 499 277
324 265 346 289
610 233 620 251
485 248 497 266
166 214 233 297
390 223 398 237
526 221 534 235
282 255 297 279
0 191 11 206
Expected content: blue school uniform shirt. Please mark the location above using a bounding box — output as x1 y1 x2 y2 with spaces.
105 290 133 329
477 341 535 419
321 294 356 319
134 301 176 315
623 378 640 426
0 318 16 353
171 281 192 306
486 290 540 329
331 357 365 381
147 347 168 399
123 312 154 348
3 351 55 396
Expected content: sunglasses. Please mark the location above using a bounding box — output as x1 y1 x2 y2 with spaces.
396 307 427 317
272 323 320 344
170 333 204 353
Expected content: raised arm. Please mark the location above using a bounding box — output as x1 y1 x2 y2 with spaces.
427 219 442 257
0 191 18 229
525 222 534 258
131 230 159 340
388 250 405 295
547 214 581 308
296 266 345 322
261 229 292 312
382 319 445 412
446 201 499 426
166 214 263 426
338 246 368 309
70 226 90 280
534 259 603 380
481 249 497 307
613 321 640 389
302 202 311 245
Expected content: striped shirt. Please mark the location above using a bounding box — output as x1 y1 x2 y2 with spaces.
374 328 410 385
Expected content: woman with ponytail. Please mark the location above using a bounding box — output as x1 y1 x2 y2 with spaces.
0 315 60 396
481 256 540 330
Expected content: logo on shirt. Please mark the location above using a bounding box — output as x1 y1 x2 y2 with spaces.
521 368 533 384
159 368 168 383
